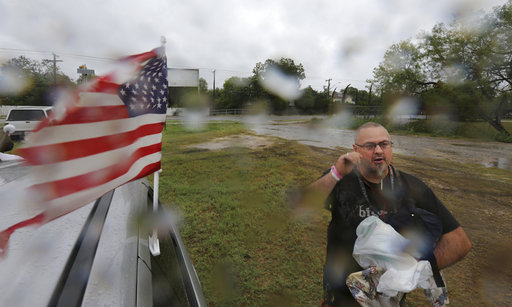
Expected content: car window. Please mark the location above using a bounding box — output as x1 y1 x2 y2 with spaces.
45 109 53 117
7 110 46 121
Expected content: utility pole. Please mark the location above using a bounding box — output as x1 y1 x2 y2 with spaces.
325 78 332 113
212 69 216 103
325 78 332 96
43 53 63 86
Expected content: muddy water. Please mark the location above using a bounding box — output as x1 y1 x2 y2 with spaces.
248 119 512 171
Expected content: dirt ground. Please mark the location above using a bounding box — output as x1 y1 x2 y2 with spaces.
303 144 512 306
187 134 274 151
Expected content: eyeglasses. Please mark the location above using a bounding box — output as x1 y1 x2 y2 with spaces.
355 141 393 151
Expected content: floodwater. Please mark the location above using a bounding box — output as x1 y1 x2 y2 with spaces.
181 115 512 171
248 117 512 171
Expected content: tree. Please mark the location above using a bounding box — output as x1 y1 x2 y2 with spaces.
250 57 306 114
419 5 512 135
199 77 208 94
295 86 316 114
216 77 252 110
372 40 426 97
0 56 73 106
76 73 95 84
252 58 306 83
371 1 512 136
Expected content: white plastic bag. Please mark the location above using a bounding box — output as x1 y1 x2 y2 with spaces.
352 216 435 296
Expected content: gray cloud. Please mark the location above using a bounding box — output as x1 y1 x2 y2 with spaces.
0 0 506 90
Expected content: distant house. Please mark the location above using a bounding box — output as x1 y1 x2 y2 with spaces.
333 91 343 103
332 91 355 104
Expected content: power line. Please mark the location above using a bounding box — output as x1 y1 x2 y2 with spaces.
0 47 115 62
0 47 369 89
0 48 252 76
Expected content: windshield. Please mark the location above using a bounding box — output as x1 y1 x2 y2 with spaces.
7 110 46 121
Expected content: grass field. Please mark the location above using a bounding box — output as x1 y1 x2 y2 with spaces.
158 121 511 306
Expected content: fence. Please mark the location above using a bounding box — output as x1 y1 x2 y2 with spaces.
209 109 248 116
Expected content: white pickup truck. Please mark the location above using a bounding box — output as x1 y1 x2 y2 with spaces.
4 106 53 140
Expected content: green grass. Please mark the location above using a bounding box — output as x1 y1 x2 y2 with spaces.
159 122 330 306
157 121 512 306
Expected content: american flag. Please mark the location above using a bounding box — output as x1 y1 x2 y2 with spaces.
0 47 168 255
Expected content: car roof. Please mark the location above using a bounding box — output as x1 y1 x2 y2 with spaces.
8 106 53 111
0 161 207 307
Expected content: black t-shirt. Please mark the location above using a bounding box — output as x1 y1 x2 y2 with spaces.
323 167 459 295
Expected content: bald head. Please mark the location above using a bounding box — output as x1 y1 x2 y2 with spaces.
354 122 390 144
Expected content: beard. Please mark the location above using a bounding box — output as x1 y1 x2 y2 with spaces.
375 162 388 178
360 158 389 179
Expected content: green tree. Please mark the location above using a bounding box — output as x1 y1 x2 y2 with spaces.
216 77 251 109
1 56 73 106
371 1 512 136
76 73 95 84
199 77 208 94
419 6 512 135
372 40 427 97
251 57 306 114
315 87 331 114
252 58 306 83
295 86 316 114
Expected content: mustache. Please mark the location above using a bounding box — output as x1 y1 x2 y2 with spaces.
360 156 389 172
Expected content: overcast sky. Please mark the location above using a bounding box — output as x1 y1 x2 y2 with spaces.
0 0 508 91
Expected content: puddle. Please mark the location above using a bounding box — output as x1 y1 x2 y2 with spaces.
482 158 510 170
188 135 274 151
171 116 512 171
250 122 512 171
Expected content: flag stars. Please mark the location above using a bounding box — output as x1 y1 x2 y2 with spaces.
118 55 167 117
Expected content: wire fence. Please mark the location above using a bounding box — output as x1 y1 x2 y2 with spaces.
209 109 248 115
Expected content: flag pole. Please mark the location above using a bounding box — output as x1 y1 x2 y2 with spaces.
149 36 167 257
149 169 162 256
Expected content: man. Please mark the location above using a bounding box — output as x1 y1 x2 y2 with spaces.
0 125 23 161
0 124 15 153
304 122 471 306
